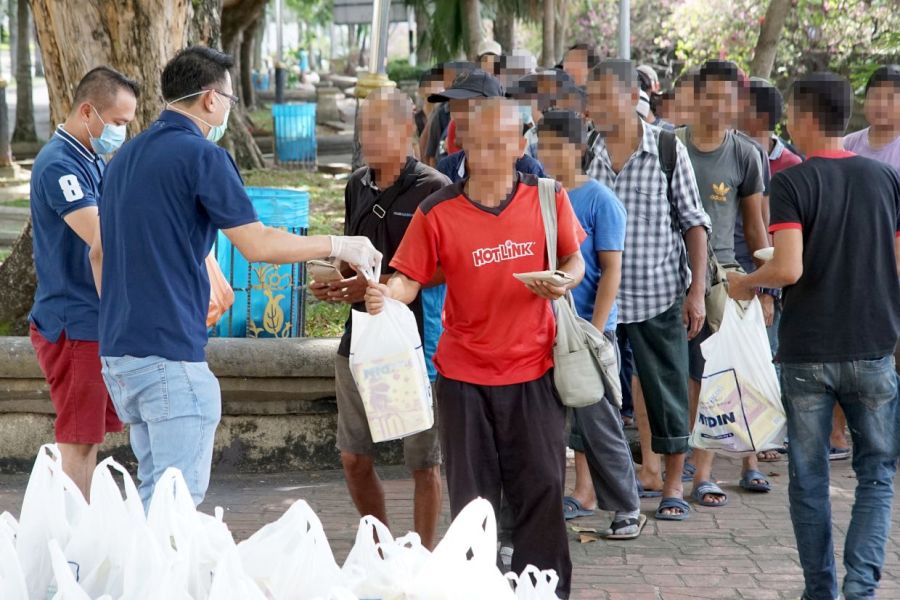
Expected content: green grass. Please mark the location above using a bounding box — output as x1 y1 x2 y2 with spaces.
5 198 29 208
0 249 9 262
247 105 274 136
241 167 348 337
242 169 346 237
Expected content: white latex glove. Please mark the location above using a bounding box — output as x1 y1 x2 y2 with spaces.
329 236 382 281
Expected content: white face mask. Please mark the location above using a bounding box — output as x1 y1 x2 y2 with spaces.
166 90 230 142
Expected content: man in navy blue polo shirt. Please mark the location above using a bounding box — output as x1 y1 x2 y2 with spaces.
29 66 139 499
98 46 381 507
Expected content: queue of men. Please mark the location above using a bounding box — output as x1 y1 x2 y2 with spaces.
27 36 900 600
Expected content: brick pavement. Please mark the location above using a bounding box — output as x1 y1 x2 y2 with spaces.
1 453 898 599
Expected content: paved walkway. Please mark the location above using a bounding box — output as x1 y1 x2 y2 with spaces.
0 454 898 599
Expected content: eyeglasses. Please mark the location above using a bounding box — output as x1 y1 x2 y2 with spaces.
206 88 240 108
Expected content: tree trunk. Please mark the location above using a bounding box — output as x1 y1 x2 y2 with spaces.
239 18 257 110
11 0 36 143
494 4 515 55
1 0 221 335
554 0 568 66
414 4 431 66
749 0 792 79
32 21 43 77
462 0 482 62
541 0 555 67
189 0 223 48
0 219 35 335
222 0 266 170
253 13 265 72
8 0 16 75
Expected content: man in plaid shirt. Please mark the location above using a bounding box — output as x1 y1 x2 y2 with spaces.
586 59 711 521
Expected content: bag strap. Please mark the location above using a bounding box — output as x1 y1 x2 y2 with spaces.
657 128 680 233
537 177 559 270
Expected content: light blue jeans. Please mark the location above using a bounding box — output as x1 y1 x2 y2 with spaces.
781 355 898 600
101 355 221 509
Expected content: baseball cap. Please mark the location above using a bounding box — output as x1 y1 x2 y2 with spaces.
478 39 503 58
636 65 659 87
427 69 505 102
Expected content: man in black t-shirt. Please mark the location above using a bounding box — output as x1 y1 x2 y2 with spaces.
729 72 900 600
311 88 450 549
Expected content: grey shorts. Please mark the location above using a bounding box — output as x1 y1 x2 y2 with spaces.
334 354 441 471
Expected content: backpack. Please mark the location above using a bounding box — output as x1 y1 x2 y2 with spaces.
656 128 736 332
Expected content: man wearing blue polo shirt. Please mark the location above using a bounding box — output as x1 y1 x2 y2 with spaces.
98 47 381 507
29 66 139 500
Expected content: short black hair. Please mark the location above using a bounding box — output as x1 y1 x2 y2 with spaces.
748 79 784 130
865 64 900 95
790 72 853 137
697 60 741 90
564 44 600 69
538 109 585 146
419 65 444 86
589 59 636 88
161 46 234 103
71 66 140 111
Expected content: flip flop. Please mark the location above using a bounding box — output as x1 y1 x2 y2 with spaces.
655 497 690 521
691 481 728 507
605 514 647 540
637 482 662 498
681 462 696 482
563 496 595 520
829 447 851 461
740 469 771 493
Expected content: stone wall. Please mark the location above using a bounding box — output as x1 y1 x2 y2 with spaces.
0 337 401 473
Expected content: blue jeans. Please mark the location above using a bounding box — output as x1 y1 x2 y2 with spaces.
781 355 898 600
101 356 221 509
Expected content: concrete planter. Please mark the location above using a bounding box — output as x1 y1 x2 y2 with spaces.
0 337 401 473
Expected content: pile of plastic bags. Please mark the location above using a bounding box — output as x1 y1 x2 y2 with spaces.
0 444 559 600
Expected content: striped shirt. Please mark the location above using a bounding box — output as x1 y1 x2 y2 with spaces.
587 120 710 323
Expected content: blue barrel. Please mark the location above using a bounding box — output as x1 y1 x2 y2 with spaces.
213 187 310 338
273 103 317 164
299 49 310 73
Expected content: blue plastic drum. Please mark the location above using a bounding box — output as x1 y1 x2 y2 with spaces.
213 187 310 338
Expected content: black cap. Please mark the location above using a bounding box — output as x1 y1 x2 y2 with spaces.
428 69 505 103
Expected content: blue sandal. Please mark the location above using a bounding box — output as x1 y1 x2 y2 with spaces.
655 497 691 521
637 482 662 498
563 496 595 520
691 481 728 507
740 469 771 493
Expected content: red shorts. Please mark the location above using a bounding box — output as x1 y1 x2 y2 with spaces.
30 324 124 444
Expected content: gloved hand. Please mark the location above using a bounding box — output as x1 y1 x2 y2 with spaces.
329 236 382 280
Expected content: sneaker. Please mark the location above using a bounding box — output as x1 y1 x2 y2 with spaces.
829 447 851 461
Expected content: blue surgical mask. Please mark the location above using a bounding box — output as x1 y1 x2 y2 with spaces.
86 106 126 154
166 90 230 143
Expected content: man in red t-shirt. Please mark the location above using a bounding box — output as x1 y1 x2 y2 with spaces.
365 97 585 598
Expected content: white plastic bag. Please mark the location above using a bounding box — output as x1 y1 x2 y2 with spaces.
238 499 346 599
47 540 112 600
146 468 235 600
63 457 146 598
690 298 787 454
16 444 88 600
0 512 26 600
507 565 560 599
342 516 430 599
408 498 515 600
349 297 434 442
208 546 268 600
